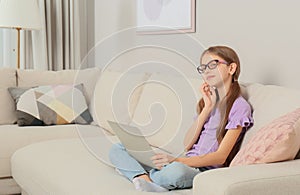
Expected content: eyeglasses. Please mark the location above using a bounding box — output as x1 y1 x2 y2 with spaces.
197 59 228 74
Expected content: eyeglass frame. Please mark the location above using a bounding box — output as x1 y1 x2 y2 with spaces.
197 59 228 74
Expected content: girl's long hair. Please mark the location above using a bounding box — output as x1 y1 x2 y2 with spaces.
197 46 241 167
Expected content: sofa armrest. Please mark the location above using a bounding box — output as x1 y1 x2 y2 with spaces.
193 159 300 195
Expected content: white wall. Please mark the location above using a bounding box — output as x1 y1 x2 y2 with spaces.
93 0 300 90
197 0 300 90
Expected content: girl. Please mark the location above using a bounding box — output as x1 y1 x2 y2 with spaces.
109 46 253 192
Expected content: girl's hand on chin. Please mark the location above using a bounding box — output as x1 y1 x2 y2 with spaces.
200 82 217 110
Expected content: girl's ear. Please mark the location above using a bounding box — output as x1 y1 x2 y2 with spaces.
229 63 237 76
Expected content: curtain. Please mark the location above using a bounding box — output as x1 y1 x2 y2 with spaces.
0 28 11 67
0 29 16 68
22 0 88 70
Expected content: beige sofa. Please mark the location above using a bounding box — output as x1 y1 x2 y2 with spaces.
0 67 300 195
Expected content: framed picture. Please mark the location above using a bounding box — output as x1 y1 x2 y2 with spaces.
136 0 196 34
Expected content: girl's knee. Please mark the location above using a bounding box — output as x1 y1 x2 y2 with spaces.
151 162 195 189
164 162 188 172
164 162 191 178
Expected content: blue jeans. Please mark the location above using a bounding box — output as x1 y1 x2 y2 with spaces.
109 143 207 190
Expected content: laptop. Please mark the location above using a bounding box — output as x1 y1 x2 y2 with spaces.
107 120 173 168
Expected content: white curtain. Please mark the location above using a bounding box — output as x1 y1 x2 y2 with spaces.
0 29 16 68
22 0 88 70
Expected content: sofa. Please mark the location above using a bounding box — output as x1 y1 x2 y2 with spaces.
0 67 300 195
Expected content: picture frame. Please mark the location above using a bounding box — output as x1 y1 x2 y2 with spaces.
136 0 196 35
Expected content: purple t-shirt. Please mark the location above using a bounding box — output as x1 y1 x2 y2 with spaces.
186 96 253 167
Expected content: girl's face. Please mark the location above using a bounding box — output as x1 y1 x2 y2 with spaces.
200 53 234 88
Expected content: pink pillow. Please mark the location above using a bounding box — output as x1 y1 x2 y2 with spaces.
230 108 300 166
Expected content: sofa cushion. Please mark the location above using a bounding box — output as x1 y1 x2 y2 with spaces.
17 67 101 107
132 73 202 156
8 84 92 126
0 124 101 178
90 70 150 133
230 108 300 166
0 68 17 124
11 138 192 195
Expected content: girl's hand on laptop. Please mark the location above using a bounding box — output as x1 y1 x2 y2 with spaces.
151 154 175 170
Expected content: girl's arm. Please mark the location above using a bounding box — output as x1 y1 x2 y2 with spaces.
184 83 217 151
179 126 242 167
183 108 211 151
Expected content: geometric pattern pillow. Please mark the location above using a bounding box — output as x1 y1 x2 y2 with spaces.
230 108 300 166
8 84 93 126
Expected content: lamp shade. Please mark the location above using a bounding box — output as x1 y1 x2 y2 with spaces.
0 0 42 30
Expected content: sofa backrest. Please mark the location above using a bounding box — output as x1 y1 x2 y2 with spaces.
240 83 300 148
129 74 300 155
3 67 299 156
90 70 151 132
89 70 203 156
17 67 101 106
0 68 17 124
130 73 202 155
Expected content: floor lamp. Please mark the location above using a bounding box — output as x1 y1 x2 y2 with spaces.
0 0 42 69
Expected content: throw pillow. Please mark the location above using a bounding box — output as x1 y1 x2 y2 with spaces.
230 108 300 166
8 84 93 126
